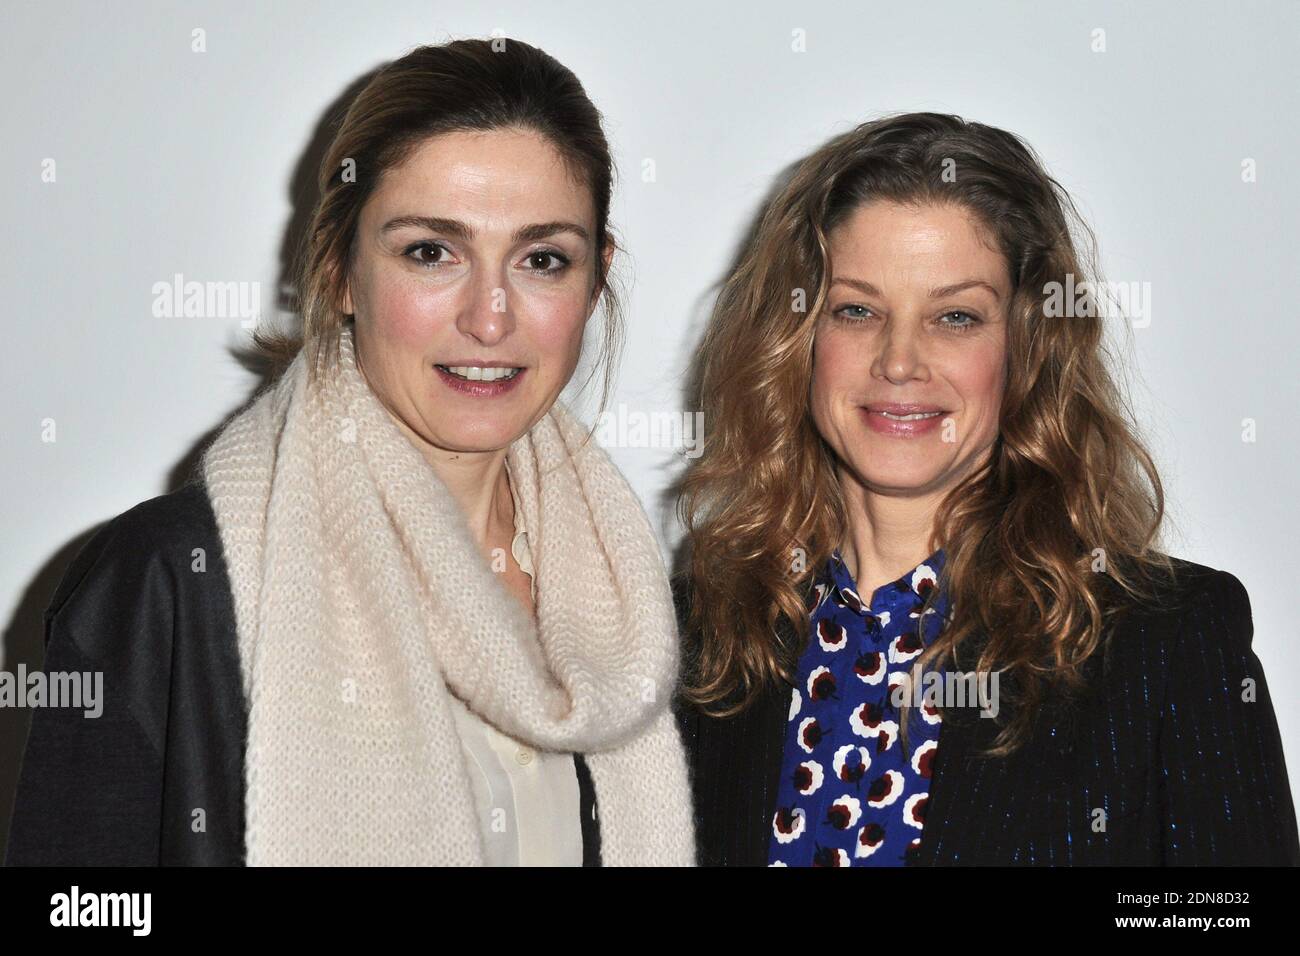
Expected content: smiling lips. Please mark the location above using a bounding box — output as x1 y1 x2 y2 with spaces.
437 364 521 382
434 361 527 396
861 402 948 437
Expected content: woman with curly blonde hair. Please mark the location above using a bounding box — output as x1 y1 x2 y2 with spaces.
674 112 1298 867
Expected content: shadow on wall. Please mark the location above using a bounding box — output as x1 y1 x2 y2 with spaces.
0 64 385 862
659 155 804 589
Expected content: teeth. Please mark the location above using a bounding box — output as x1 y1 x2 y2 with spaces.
879 411 941 421
439 365 521 382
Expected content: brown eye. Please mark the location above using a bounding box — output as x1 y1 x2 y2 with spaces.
406 242 451 268
524 250 570 273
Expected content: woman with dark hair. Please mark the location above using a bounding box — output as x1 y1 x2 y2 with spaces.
7 38 694 866
673 111 1298 866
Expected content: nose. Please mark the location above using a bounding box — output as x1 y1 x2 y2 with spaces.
871 317 926 385
454 268 515 346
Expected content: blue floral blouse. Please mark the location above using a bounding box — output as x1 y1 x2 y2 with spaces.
769 547 949 866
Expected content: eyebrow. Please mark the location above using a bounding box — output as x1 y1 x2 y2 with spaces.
831 276 1003 302
379 215 591 244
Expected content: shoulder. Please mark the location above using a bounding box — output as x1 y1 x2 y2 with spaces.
1169 558 1251 637
1104 555 1251 649
1096 555 1261 714
13 480 247 864
45 479 229 653
1117 558 1298 863
1155 556 1257 681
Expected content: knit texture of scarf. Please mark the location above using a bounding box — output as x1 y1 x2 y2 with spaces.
200 323 695 865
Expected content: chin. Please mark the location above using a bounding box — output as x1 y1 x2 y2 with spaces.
436 425 521 454
860 473 947 496
847 451 953 496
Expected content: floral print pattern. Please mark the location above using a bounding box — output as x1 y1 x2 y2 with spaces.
768 548 948 867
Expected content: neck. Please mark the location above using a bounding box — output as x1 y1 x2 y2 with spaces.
426 446 515 548
378 409 515 549
836 465 943 600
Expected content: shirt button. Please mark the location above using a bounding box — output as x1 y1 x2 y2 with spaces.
515 748 534 766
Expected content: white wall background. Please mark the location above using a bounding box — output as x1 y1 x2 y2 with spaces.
3 0 1297 837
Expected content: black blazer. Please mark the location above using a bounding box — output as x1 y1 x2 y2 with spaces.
672 563 1300 866
4 480 602 866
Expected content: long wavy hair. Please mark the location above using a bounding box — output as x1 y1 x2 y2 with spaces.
254 37 624 414
677 111 1176 757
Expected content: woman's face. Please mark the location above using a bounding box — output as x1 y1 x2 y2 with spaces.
811 200 1010 500
343 127 610 454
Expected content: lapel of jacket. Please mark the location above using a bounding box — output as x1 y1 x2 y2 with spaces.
906 627 1036 865
746 614 799 866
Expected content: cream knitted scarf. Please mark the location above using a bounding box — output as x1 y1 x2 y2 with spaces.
200 323 694 866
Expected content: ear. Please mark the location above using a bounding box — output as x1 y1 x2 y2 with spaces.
590 238 616 310
600 238 615 282
339 276 354 316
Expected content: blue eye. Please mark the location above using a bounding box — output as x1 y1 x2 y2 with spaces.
833 304 874 322
939 310 980 330
831 305 981 330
